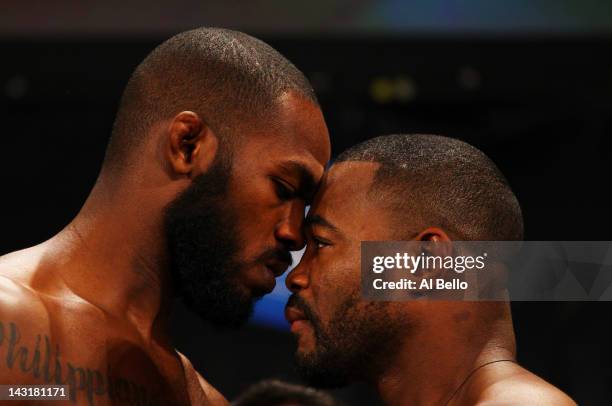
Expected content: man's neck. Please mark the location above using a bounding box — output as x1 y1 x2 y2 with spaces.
37 180 175 343
374 306 516 406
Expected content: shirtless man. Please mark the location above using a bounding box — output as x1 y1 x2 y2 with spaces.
285 134 575 405
0 28 330 405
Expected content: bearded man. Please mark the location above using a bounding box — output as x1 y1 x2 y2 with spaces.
0 27 330 405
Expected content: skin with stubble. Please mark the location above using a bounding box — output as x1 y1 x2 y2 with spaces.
285 157 575 406
0 30 330 406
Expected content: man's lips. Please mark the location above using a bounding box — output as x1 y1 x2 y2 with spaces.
285 296 314 335
260 260 290 293
285 305 308 324
247 254 291 296
265 259 291 277
254 266 276 295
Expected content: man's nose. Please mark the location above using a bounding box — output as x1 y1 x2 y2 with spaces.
275 202 306 251
285 260 309 292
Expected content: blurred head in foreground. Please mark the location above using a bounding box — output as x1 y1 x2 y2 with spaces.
285 135 574 405
233 379 338 406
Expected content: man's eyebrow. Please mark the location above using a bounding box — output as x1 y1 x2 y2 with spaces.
305 214 341 234
278 161 318 201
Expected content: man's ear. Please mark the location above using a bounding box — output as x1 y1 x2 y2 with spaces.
415 227 453 257
166 111 219 177
415 227 451 242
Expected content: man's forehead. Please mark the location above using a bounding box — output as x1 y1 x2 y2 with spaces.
307 161 400 241
234 118 326 165
273 91 331 165
309 161 381 223
321 161 380 197
237 96 329 178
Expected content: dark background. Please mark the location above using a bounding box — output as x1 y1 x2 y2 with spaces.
2 1 612 405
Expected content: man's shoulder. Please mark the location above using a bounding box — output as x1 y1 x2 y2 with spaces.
177 351 229 406
474 367 576 406
0 251 48 312
0 248 62 344
0 254 55 383
0 272 46 313
195 371 229 406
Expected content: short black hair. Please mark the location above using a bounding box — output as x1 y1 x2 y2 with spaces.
232 380 338 406
335 134 523 241
104 27 318 171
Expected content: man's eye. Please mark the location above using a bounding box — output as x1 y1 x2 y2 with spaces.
274 179 295 201
313 237 330 249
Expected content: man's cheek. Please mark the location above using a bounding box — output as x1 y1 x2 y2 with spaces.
318 262 359 293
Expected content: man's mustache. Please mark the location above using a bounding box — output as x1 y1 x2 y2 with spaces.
286 294 318 325
257 247 293 270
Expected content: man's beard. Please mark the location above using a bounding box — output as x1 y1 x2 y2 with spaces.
164 155 254 329
288 293 404 388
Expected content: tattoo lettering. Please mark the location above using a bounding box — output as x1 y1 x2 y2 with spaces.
0 321 167 406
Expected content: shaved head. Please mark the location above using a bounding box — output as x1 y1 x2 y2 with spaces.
334 134 523 241
104 27 317 172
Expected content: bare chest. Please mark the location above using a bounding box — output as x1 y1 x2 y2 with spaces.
0 318 198 406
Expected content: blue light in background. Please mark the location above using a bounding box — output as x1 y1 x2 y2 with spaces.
249 249 304 330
